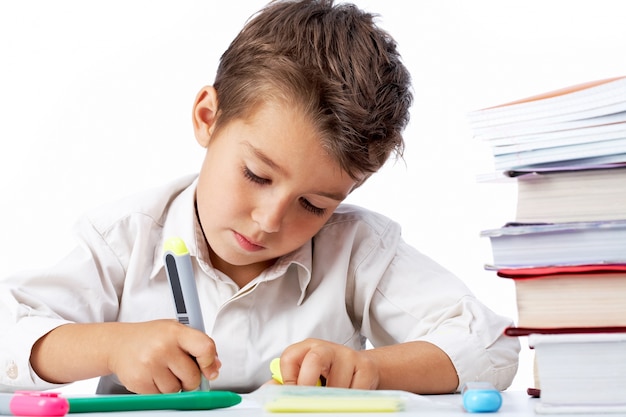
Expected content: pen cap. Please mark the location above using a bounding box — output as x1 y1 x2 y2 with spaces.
164 236 190 256
11 392 69 417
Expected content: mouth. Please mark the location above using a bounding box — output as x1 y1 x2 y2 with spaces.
233 231 265 252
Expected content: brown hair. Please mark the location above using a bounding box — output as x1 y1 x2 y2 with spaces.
213 0 412 182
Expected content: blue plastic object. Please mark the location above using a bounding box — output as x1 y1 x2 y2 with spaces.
462 382 502 413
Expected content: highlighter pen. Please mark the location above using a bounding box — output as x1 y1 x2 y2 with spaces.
163 237 210 391
66 391 241 413
0 391 69 416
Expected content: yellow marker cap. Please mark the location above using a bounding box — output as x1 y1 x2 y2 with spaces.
270 358 283 384
270 358 322 386
163 237 189 256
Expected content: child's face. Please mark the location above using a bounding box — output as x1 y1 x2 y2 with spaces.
195 98 359 285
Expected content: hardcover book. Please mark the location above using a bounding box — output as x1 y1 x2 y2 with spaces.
497 265 626 329
481 220 626 269
530 332 626 413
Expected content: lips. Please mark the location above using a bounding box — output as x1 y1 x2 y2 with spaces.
233 231 265 252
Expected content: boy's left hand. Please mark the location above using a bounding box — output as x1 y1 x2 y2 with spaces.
277 338 379 389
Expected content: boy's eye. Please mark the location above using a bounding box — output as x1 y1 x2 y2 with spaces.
243 166 270 185
299 197 327 217
244 165 327 217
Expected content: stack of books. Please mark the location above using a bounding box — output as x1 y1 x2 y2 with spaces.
468 76 626 414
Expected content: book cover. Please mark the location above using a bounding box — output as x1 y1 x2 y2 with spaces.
505 326 626 337
476 161 626 183
467 76 626 130
497 264 626 277
490 121 626 152
498 154 626 173
472 110 626 142
492 137 626 170
481 220 626 269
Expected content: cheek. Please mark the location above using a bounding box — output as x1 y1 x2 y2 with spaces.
197 166 249 222
283 214 330 243
207 180 250 218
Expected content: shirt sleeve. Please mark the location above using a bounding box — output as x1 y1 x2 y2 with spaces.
0 217 125 391
352 220 520 392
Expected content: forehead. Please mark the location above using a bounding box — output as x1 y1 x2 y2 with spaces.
239 102 325 160
240 100 325 154
233 101 359 195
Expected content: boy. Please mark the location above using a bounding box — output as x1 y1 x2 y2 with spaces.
0 0 519 394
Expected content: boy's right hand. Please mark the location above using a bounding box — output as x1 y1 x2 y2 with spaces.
107 320 220 393
30 320 220 394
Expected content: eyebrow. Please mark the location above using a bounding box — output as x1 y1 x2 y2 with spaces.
243 142 349 201
245 142 284 174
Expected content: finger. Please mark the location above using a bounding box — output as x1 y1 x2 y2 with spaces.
196 353 221 381
119 366 162 394
276 358 298 386
127 366 179 394
124 378 160 395
297 349 331 386
324 359 355 388
168 354 203 392
280 340 329 386
134 381 161 395
154 375 183 394
278 349 306 386
177 327 220 379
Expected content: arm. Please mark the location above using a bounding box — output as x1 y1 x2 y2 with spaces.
355 227 519 392
2 179 208 392
277 338 458 394
30 320 221 394
285 213 519 393
362 340 458 393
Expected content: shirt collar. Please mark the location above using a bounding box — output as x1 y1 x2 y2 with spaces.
262 240 312 305
149 176 201 280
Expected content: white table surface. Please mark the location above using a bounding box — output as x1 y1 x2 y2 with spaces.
64 389 626 416
66 390 542 416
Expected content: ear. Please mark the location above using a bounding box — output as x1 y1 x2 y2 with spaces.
192 85 219 148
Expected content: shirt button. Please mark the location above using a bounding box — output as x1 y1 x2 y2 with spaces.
6 361 18 379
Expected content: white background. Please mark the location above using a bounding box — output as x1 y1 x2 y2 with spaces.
1 0 625 394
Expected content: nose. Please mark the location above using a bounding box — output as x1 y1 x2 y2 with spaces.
252 197 288 233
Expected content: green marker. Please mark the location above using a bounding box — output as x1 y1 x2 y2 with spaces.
67 391 241 413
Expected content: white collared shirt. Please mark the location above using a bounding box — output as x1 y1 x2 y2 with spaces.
0 175 519 393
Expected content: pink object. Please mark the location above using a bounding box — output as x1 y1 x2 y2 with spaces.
10 391 69 416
